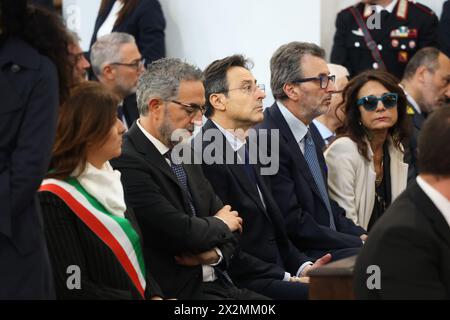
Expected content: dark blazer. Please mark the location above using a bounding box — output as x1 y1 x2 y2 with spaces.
90 0 166 64
330 0 439 79
439 1 450 59
0 37 57 299
38 191 162 299
111 123 238 299
196 120 312 293
309 122 327 152
255 103 365 256
354 180 450 299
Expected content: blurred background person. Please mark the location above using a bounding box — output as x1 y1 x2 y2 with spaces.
39 82 163 300
325 70 409 231
68 30 91 86
0 0 73 299
330 0 439 79
439 1 450 59
90 32 145 128
400 47 450 182
90 0 165 65
312 63 349 151
354 107 450 300
89 0 165 131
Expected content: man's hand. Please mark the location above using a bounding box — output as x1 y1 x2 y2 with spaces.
300 253 332 277
360 234 368 242
289 276 310 284
174 249 220 266
214 205 243 233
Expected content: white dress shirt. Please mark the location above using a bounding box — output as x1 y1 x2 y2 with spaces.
373 0 398 14
416 176 450 228
277 101 308 153
312 119 335 147
137 120 223 282
214 117 313 279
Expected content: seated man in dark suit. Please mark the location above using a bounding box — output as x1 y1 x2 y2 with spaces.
256 42 367 260
195 55 332 299
354 107 450 299
400 47 450 181
111 58 266 300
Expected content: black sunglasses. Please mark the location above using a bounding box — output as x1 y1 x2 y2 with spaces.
356 93 398 111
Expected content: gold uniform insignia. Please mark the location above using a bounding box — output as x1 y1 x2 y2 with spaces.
407 105 415 115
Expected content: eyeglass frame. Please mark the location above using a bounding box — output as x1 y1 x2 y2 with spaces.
356 93 399 111
219 83 265 95
291 74 336 89
169 100 206 115
109 58 146 70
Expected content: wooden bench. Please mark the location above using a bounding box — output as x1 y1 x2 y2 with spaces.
308 255 357 300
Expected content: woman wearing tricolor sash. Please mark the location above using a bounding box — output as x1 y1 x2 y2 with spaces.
38 82 162 299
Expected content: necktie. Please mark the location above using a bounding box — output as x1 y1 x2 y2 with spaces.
164 151 197 216
303 130 336 230
380 9 390 24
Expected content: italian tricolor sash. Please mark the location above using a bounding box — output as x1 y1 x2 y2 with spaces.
39 178 146 298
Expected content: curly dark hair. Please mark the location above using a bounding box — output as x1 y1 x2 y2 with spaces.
335 70 410 161
1 1 74 105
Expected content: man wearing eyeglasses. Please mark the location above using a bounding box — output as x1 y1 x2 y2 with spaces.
90 32 145 129
256 42 367 261
194 54 333 299
68 31 91 86
111 57 267 300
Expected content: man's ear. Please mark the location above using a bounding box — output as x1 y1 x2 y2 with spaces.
103 65 115 80
283 82 301 101
209 93 227 112
415 65 428 84
147 98 163 117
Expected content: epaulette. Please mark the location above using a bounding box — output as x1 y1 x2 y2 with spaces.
409 0 436 16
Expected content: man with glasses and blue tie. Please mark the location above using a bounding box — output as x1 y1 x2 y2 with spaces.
256 42 367 261
90 32 145 129
196 54 333 299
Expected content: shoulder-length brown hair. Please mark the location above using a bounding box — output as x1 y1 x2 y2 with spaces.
99 0 139 28
335 70 409 161
47 82 120 180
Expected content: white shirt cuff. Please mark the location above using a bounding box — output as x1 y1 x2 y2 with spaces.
283 272 291 282
297 261 313 277
209 247 223 266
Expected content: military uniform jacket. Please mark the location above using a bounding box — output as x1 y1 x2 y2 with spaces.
331 0 439 79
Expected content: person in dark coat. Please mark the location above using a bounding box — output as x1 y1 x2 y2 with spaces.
331 0 439 79
0 0 72 299
439 1 450 59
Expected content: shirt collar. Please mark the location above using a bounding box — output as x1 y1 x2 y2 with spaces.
136 119 170 155
374 0 398 13
211 120 246 152
402 87 422 114
416 176 450 228
312 119 335 141
277 100 308 143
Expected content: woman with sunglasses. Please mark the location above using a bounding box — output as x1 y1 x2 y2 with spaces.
38 82 163 299
324 70 409 232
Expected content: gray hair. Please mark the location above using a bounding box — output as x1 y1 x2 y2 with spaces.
403 47 441 80
137 58 203 116
90 32 136 77
270 42 325 100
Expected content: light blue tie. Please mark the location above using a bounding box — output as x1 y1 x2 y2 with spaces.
303 130 336 230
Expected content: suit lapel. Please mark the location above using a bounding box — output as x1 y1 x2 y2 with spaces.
127 124 194 212
202 120 268 215
267 103 325 204
411 182 450 249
